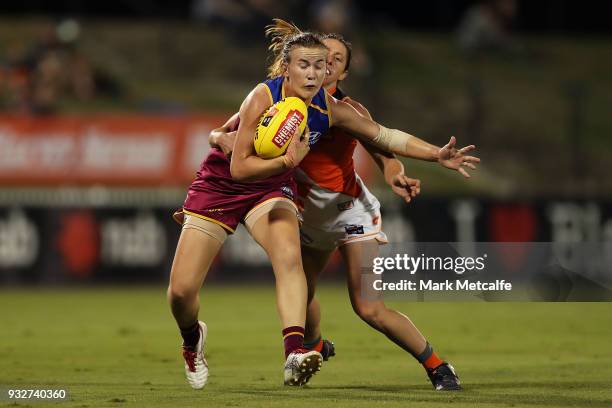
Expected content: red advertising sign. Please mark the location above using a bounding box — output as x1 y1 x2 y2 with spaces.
0 113 376 186
0 114 227 186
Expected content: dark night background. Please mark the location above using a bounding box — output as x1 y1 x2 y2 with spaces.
2 1 611 33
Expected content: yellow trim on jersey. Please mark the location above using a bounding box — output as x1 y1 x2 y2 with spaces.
182 209 235 233
260 83 274 106
283 331 305 339
309 102 329 116
324 91 333 127
172 210 183 225
244 197 297 221
281 78 286 99
281 77 331 122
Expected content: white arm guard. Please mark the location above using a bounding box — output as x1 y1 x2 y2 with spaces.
371 125 411 155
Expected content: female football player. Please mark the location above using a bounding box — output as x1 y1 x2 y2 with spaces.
169 30 330 389
211 20 477 390
299 33 463 391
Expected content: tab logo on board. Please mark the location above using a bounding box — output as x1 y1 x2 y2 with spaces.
0 209 39 268
101 211 166 266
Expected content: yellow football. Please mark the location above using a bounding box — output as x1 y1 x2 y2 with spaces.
254 96 308 159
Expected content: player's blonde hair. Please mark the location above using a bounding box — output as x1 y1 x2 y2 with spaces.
266 18 327 78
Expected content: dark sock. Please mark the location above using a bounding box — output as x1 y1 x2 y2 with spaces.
282 326 305 358
303 336 322 350
417 342 444 371
180 322 200 349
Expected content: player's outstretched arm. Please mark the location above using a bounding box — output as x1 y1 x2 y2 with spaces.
363 142 421 203
209 112 239 156
436 136 479 178
230 85 307 182
343 97 420 202
330 98 480 178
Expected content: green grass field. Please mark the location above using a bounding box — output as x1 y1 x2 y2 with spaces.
1 286 611 407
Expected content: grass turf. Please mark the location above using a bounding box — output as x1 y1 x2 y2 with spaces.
1 286 611 407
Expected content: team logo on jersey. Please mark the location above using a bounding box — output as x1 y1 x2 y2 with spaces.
337 200 354 212
345 224 364 235
308 132 322 146
280 186 294 200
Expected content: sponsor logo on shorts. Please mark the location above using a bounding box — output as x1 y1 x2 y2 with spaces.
203 208 225 213
345 224 364 235
337 200 354 211
280 186 294 200
273 110 304 148
200 208 225 216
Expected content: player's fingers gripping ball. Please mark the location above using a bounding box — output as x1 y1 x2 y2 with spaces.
283 125 310 168
254 96 308 159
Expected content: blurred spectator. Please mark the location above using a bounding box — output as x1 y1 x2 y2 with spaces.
22 20 75 113
191 0 290 45
310 0 355 34
0 42 30 112
30 48 64 114
1 19 123 114
457 0 520 56
192 0 255 26
309 0 371 77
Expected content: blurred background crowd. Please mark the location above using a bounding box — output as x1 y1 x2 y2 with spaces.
1 0 611 284
2 1 610 194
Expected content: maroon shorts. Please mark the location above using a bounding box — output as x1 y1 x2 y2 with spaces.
175 181 297 233
173 149 298 233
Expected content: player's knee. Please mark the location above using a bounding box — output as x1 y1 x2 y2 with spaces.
354 303 385 327
270 244 302 272
167 283 198 306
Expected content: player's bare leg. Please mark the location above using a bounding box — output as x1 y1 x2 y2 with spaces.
168 228 222 328
305 296 322 342
167 221 224 389
248 207 322 386
302 246 336 360
303 247 333 339
340 239 461 390
341 239 427 352
249 208 307 328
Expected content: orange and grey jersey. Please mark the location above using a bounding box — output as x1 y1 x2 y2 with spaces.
297 87 362 198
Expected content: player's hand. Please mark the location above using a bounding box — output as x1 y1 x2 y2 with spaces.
437 136 480 178
391 174 421 203
218 131 237 157
282 127 310 168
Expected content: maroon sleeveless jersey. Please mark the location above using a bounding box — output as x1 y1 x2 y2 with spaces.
176 77 331 233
